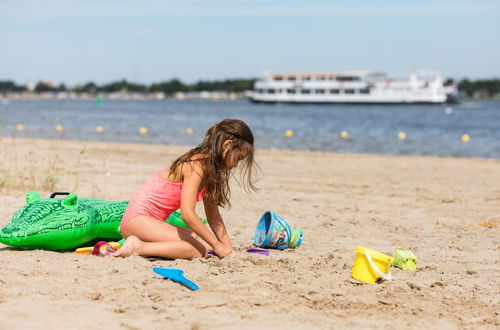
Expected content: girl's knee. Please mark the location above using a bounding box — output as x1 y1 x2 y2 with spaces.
189 245 206 259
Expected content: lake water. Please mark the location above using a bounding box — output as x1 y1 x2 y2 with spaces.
1 98 499 159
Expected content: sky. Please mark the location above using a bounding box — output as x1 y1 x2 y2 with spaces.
1 0 499 86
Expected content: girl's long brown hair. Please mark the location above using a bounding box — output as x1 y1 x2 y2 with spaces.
170 118 257 208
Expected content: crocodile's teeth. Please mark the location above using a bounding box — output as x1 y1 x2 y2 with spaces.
72 223 75 228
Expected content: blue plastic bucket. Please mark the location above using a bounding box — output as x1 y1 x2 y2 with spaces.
253 210 303 250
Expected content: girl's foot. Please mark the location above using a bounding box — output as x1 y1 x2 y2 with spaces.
111 235 143 257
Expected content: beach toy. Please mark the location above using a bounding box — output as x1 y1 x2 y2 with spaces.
253 210 303 250
90 241 117 256
166 211 207 228
207 248 270 257
75 241 121 254
0 192 128 250
246 248 270 256
351 246 393 284
152 267 199 291
0 191 206 250
392 248 417 270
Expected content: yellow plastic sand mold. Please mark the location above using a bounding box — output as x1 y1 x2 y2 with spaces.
351 246 393 284
393 248 417 270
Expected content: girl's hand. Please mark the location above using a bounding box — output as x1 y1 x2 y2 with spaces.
213 242 233 258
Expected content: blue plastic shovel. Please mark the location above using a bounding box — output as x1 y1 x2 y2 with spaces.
152 267 199 291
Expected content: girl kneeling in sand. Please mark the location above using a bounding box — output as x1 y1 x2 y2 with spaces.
112 118 257 260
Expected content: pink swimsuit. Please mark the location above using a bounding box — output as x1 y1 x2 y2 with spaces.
120 170 206 233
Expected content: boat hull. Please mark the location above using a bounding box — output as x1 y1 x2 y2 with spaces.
249 99 448 105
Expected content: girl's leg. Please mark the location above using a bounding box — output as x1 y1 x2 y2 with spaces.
123 215 211 249
113 235 203 259
113 216 210 259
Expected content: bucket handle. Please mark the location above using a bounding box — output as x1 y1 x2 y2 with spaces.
365 250 392 281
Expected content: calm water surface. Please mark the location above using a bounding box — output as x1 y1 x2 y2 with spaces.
1 98 499 159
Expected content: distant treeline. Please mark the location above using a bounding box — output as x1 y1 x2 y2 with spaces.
457 79 500 98
0 78 257 95
1 78 499 98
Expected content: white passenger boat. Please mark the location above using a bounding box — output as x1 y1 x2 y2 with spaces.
249 70 458 104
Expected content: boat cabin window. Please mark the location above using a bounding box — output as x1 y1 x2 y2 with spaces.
256 89 264 94
273 77 283 81
345 89 355 94
316 89 325 94
268 89 275 94
301 89 311 94
329 89 340 94
359 88 370 94
287 89 296 94
287 77 296 81
337 76 359 82
302 77 311 81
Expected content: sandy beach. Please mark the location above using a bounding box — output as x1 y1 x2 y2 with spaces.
0 137 499 329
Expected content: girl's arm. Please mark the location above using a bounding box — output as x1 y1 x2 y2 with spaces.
179 162 232 257
203 200 233 251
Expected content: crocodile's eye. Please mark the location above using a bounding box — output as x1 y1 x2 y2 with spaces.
62 193 78 208
26 191 41 205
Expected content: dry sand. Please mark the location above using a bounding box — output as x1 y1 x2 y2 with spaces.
0 137 499 329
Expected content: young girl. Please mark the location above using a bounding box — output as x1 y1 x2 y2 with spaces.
111 118 257 260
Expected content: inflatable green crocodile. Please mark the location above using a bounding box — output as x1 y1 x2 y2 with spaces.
0 191 201 250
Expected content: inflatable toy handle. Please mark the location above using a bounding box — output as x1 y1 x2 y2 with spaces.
50 192 70 198
365 250 392 281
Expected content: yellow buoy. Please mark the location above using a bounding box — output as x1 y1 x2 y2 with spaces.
55 124 63 132
285 129 294 137
16 124 24 131
339 130 349 139
95 126 104 133
138 127 148 135
461 134 470 143
398 132 407 140
185 127 193 135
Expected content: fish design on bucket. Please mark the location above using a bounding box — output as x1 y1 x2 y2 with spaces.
253 210 303 250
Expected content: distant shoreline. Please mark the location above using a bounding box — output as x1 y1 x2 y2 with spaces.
0 91 246 102
2 93 500 102
1 77 500 100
